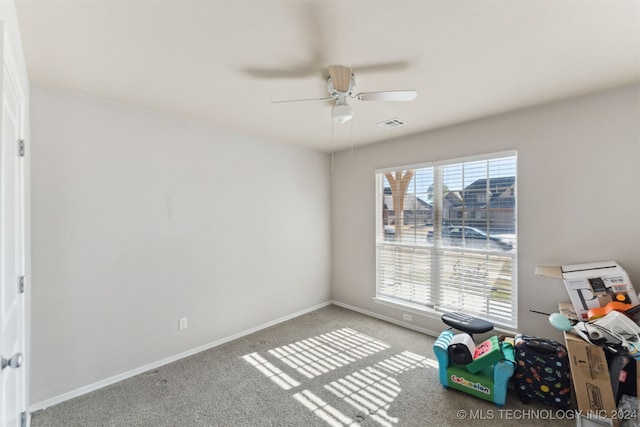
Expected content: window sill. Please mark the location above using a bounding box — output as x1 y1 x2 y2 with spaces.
372 296 442 319
372 296 518 335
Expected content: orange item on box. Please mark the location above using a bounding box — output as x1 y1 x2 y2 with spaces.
587 301 638 321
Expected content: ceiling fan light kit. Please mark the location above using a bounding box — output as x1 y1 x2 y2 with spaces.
332 102 353 124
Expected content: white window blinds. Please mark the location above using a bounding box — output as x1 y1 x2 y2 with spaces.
375 151 517 328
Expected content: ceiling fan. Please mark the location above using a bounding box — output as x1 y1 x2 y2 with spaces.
272 65 417 124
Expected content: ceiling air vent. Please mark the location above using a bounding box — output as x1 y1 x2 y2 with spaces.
377 118 407 129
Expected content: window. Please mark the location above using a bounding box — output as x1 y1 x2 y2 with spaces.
375 151 517 328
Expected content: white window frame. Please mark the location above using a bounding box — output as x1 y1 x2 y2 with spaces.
374 151 518 328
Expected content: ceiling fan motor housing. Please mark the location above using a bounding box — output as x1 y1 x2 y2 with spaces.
328 68 355 123
327 74 356 98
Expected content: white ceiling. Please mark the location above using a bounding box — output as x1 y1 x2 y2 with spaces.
15 0 640 152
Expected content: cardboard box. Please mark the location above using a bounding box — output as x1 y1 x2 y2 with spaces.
537 261 637 321
560 302 640 427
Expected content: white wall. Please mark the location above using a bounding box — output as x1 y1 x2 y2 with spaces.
29 86 331 405
331 84 640 340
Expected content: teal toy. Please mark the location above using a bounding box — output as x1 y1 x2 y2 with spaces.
434 330 515 406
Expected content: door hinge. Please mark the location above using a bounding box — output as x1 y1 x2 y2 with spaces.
18 275 25 294
18 139 25 157
21 411 27 427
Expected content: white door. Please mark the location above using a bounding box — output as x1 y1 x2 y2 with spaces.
0 29 26 427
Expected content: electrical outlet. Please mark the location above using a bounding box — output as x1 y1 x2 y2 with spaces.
179 317 188 330
403 314 412 321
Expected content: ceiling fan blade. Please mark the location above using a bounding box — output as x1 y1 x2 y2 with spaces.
328 65 352 92
271 97 332 104
243 4 327 80
244 66 322 80
352 61 413 74
355 90 417 102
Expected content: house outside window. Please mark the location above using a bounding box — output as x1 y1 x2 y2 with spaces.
375 151 517 328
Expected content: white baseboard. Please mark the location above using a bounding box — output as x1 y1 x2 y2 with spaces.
29 300 332 412
331 299 442 337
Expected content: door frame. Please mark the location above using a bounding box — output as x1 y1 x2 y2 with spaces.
0 19 28 426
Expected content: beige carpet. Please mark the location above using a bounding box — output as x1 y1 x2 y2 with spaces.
31 305 576 426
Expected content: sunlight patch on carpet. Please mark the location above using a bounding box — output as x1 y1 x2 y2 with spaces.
323 351 429 427
241 329 436 426
293 390 357 427
268 328 390 379
242 352 301 390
